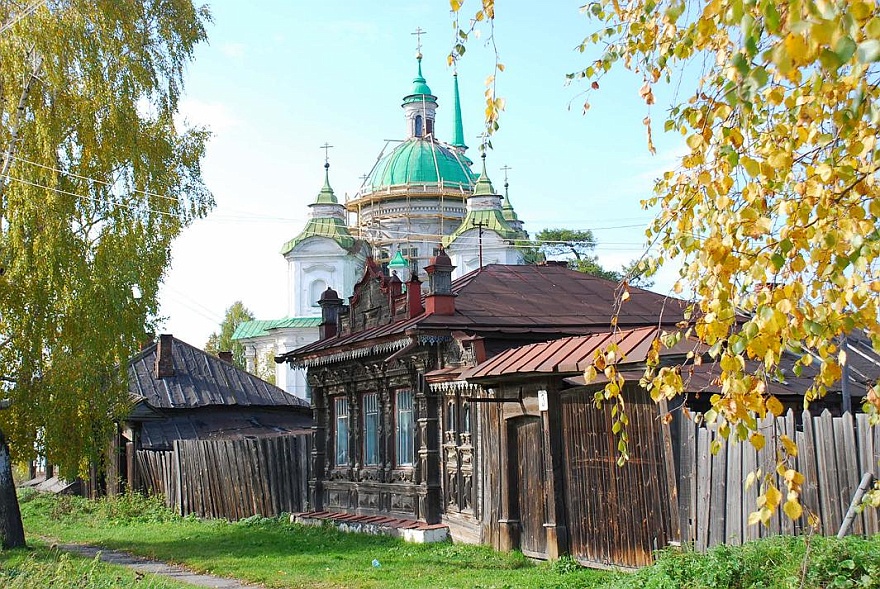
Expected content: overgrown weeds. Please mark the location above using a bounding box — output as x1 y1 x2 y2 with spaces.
610 535 880 589
0 544 191 588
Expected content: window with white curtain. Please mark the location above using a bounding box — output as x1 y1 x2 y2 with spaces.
396 389 414 466
363 393 379 466
334 397 349 466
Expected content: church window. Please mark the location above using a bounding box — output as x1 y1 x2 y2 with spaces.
334 397 349 466
462 401 470 433
396 389 414 466
414 115 423 137
426 118 434 136
309 279 327 307
363 393 379 466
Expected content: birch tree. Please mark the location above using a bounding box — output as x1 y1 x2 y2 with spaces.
0 0 213 546
452 0 880 520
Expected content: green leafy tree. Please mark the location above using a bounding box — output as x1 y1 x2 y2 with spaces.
0 1 213 547
536 228 651 285
536 228 606 272
205 301 255 369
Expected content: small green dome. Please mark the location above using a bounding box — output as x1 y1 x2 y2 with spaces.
403 56 436 105
388 250 409 269
364 138 477 192
314 163 338 204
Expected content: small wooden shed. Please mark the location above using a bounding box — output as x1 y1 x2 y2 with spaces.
108 334 314 498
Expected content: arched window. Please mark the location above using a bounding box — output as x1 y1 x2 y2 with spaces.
309 279 327 307
414 115 423 137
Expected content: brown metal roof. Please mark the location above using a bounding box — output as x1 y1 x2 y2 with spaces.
285 264 687 362
462 326 677 381
129 337 310 410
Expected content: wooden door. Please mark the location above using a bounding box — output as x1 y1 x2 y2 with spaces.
560 389 676 568
508 416 547 558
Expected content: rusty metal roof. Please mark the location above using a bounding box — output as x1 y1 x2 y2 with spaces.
285 264 687 363
465 325 876 401
462 326 687 381
129 337 310 410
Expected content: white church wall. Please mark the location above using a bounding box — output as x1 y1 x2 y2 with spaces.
449 230 524 278
242 326 321 401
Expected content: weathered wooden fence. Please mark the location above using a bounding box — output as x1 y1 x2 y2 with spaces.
678 409 879 551
136 433 311 520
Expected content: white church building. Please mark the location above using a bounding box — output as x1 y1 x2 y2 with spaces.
233 50 529 399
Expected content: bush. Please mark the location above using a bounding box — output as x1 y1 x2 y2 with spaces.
609 535 880 589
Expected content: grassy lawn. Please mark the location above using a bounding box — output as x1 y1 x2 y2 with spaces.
0 542 195 589
12 490 880 588
14 490 619 588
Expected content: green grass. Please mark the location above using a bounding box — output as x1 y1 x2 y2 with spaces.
13 490 880 588
0 543 194 588
15 490 617 588
609 534 880 589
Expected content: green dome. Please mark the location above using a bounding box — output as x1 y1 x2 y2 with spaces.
364 138 477 192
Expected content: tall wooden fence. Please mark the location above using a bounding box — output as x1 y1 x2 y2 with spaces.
678 409 879 551
136 434 311 520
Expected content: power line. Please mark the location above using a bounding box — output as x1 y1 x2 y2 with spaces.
4 174 182 218
0 0 45 36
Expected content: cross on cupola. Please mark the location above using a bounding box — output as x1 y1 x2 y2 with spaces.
500 165 512 190
320 142 334 167
402 28 437 140
411 26 426 57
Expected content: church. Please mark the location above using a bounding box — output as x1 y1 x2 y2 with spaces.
233 48 529 399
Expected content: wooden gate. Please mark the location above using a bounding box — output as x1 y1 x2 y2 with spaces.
508 415 548 558
560 388 677 568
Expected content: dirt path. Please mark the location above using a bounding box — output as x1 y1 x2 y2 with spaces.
57 542 260 589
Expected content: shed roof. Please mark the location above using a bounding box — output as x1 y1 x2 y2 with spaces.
129 336 309 410
139 408 313 451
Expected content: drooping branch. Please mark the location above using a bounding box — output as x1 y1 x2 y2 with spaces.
0 47 43 224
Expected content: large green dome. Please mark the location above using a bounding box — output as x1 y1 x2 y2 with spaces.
364 138 476 193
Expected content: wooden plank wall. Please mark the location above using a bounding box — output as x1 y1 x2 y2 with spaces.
561 389 677 569
679 409 880 550
135 433 311 520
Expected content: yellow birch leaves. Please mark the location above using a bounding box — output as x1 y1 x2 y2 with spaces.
576 0 880 521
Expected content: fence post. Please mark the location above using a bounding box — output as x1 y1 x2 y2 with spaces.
174 439 184 517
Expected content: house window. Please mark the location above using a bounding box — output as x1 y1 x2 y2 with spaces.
446 401 456 432
363 393 379 466
462 401 470 433
396 389 414 466
334 397 349 466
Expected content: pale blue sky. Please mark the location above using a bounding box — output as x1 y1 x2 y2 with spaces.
159 1 685 346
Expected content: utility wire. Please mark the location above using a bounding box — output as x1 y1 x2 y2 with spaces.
0 0 45 36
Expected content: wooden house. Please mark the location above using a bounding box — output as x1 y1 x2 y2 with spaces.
461 326 876 567
110 334 314 495
278 253 686 553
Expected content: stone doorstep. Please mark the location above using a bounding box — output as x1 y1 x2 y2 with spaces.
292 511 449 544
